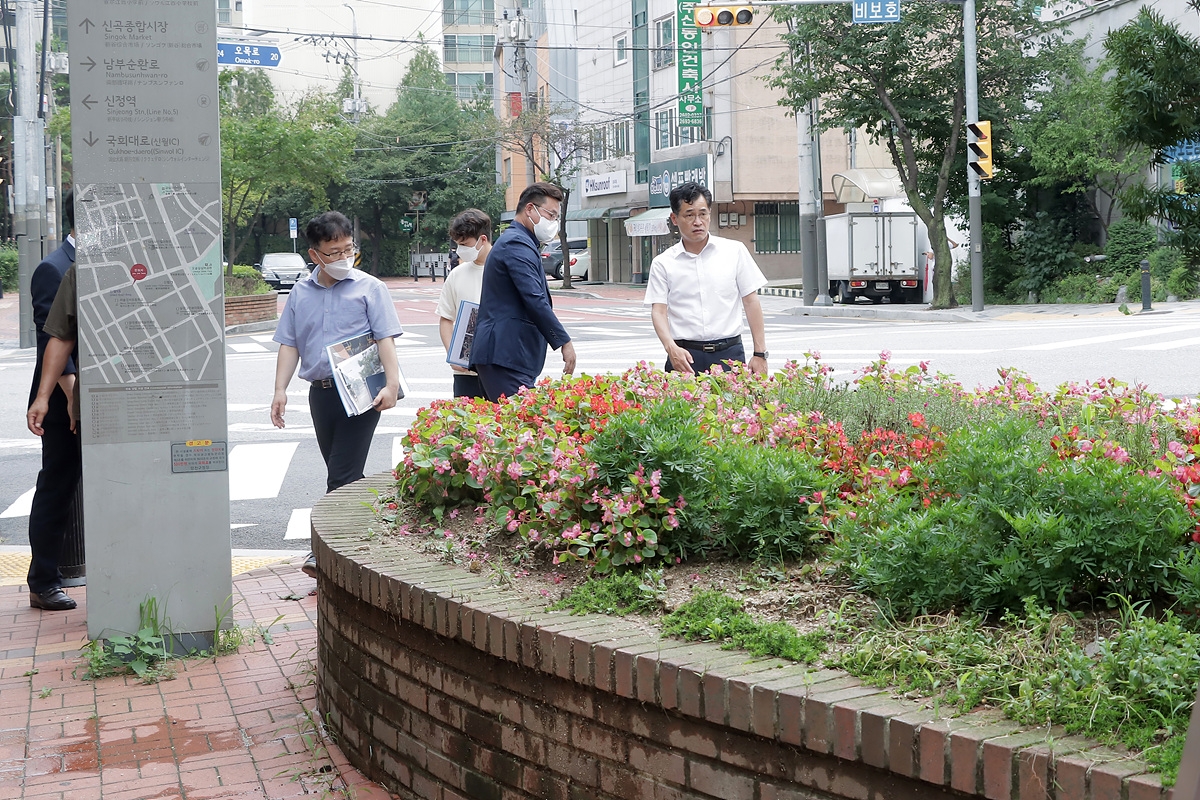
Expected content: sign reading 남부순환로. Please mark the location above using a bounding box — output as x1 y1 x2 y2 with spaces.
582 171 627 197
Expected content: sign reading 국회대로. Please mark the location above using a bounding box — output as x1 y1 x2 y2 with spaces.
853 0 901 23
677 0 704 128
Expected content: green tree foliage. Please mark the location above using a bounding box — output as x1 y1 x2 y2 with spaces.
1106 6 1200 273
1013 46 1150 236
1103 217 1158 274
770 0 1064 308
219 69 352 270
335 47 505 276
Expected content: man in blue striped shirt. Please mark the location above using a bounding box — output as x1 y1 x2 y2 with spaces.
270 211 403 577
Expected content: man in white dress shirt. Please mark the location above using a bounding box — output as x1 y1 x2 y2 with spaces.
644 181 770 375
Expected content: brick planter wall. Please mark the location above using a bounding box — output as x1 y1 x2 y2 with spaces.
312 474 1174 800
223 291 278 327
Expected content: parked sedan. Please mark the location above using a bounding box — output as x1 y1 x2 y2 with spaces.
540 238 589 280
255 252 310 291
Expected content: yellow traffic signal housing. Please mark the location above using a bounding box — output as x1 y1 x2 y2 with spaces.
967 120 993 180
695 5 754 27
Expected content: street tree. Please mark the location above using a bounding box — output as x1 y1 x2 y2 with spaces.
1105 4 1200 270
770 0 1064 307
219 69 351 271
1013 45 1150 237
336 47 504 275
489 104 592 289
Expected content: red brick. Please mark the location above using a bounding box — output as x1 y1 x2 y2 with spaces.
600 762 657 800
859 701 919 771
613 641 663 700
803 683 877 755
1053 750 1103 800
688 758 755 800
1091 759 1148 800
1018 744 1052 800
1127 773 1165 800
949 721 1019 794
919 719 958 786
628 741 687 787
982 732 1053 800
830 693 891 762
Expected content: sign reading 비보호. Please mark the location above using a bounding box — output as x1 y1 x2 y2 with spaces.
582 170 628 197
853 0 901 23
677 0 704 129
216 41 282 68
68 0 231 642
648 154 715 208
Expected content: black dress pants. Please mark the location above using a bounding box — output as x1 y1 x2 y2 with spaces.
475 363 539 403
666 342 746 375
308 383 381 493
26 386 81 595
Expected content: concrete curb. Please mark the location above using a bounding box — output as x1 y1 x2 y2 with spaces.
783 303 982 323
224 320 278 336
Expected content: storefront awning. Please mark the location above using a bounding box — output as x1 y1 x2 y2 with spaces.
566 206 610 221
831 169 904 204
624 207 673 237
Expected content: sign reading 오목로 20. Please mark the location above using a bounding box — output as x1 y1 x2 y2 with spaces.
677 0 704 128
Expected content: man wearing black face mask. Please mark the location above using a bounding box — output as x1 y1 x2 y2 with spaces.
470 182 576 401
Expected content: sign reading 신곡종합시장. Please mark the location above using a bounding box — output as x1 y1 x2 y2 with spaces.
677 0 704 128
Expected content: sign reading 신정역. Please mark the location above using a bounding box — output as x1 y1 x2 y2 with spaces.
853 0 901 23
677 0 704 129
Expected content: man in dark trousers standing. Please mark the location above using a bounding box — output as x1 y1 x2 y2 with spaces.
471 182 576 401
25 191 79 611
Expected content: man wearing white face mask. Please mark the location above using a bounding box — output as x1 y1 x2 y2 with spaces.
435 208 492 398
471 182 576 401
270 211 403 578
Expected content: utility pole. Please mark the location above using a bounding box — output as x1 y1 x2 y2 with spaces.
14 0 47 348
963 0 984 311
343 3 362 124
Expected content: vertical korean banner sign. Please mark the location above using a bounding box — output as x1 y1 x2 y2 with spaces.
677 0 704 128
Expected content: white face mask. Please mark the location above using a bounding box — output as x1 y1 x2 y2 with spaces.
321 256 354 280
455 242 481 265
531 206 560 244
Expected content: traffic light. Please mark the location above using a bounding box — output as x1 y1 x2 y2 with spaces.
967 120 993 180
694 5 754 27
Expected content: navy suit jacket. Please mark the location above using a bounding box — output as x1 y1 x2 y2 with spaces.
470 222 570 375
28 239 76 406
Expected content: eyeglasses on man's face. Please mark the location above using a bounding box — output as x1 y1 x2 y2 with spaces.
317 245 358 260
533 204 560 221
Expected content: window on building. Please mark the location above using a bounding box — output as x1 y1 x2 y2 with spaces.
443 0 495 25
444 72 494 101
654 109 678 150
614 35 628 65
754 203 802 253
218 0 231 24
444 34 495 63
653 16 674 70
503 157 512 186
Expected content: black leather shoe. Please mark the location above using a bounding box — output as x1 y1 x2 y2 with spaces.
30 587 77 611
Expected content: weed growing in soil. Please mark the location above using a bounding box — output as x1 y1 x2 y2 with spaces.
662 590 827 663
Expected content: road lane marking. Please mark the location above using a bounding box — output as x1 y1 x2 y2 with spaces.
0 487 35 519
229 442 300 500
284 508 312 540
1125 335 1200 351
1015 323 1200 351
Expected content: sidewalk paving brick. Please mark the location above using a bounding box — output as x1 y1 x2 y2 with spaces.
0 560 399 799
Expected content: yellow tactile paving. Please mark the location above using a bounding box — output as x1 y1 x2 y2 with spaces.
0 552 293 585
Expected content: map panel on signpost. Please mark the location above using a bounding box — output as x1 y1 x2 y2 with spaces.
68 0 231 643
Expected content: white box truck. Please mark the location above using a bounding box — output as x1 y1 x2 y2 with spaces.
824 209 929 304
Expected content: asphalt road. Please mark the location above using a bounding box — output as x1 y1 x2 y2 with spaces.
3 283 1200 553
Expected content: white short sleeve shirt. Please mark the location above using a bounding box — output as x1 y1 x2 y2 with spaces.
643 235 768 341
435 262 485 321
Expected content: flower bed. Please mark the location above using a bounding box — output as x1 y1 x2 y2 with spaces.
395 354 1200 780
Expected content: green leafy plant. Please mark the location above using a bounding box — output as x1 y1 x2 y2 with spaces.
0 245 17 293
551 569 666 616
1104 217 1158 275
224 264 272 297
81 597 174 682
663 590 826 663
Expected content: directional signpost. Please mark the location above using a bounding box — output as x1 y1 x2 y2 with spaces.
216 42 282 68
68 0 231 644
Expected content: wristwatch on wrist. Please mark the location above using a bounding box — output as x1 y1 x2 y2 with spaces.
753 351 769 359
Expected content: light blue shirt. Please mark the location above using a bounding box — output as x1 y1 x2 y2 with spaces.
273 267 403 382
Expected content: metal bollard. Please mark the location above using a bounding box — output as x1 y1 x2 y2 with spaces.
1141 259 1152 312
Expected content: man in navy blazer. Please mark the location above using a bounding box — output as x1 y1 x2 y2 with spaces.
471 182 576 401
26 190 81 611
